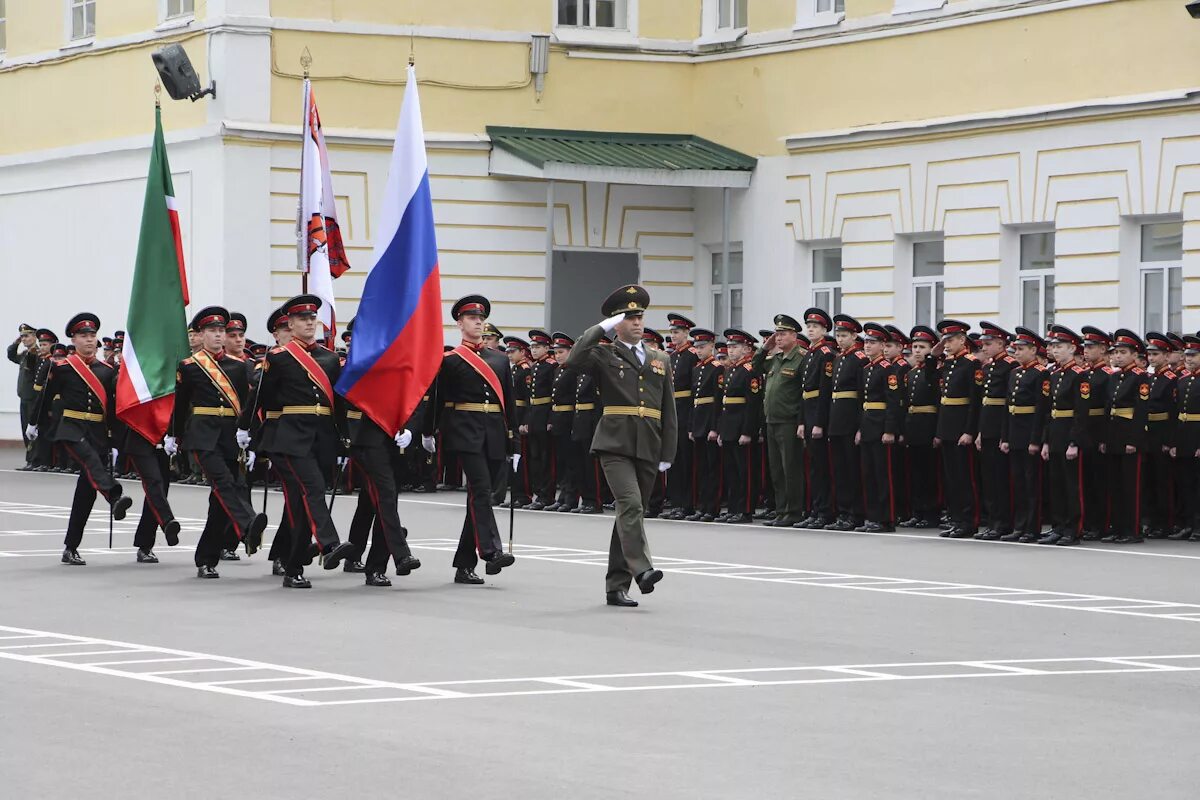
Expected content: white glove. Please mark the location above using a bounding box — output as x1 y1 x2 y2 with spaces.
235 428 251 450
601 313 627 333
422 435 436 453
163 435 178 456
245 451 256 471
395 429 413 449
337 456 349 469
510 453 521 470
658 461 671 473
111 450 120 469
25 424 38 441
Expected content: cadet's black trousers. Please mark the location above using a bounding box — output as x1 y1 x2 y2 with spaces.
723 442 753 516
806 434 832 521
979 438 1012 534
1047 452 1083 537
1147 448 1174 531
508 436 532 506
453 451 505 570
1108 451 1142 537
349 446 413 572
527 431 555 503
692 437 721 515
275 454 341 576
61 437 123 550
666 421 693 512
860 440 894 525
941 442 979 533
829 434 863 522
1009 447 1043 537
191 451 256 568
553 430 579 507
1176 453 1199 532
580 449 606 507
128 442 174 549
1081 447 1107 534
906 443 938 522
266 460 293 562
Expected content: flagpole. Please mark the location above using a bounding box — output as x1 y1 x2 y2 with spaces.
298 49 312 299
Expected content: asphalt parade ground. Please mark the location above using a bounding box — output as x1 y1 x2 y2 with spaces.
1 465 1199 798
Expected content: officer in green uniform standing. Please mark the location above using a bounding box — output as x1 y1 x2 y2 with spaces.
753 314 807 528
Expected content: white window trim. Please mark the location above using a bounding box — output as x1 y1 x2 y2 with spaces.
0 0 7 58
1137 219 1184 333
906 235 945 331
65 0 96 44
1015 228 1056 333
552 0 639 47
711 247 744 331
893 0 947 16
157 0 195 30
810 243 843 315
697 0 747 46
794 0 843 32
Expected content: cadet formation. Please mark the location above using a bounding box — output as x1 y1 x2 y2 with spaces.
10 289 1200 605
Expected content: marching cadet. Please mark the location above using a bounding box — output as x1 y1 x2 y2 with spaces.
935 319 982 539
998 327 1049 543
664 315 699 520
1079 327 1114 540
718 329 763 524
503 335 534 508
1038 325 1091 546
173 306 268 578
523 329 557 510
974 322 1017 540
857 322 903 532
422 295 518 585
1171 335 1200 541
28 329 59 470
239 295 355 587
572 337 607 515
546 332 579 512
794 310 834 529
1143 332 1178 538
26 313 134 565
751 314 807 528
642 328 668 518
899 326 941 528
1100 330 1150 544
214 311 254 563
565 285 676 607
884 325 913 523
687 328 722 522
257 307 294 575
826 315 868 531
125 402 182 565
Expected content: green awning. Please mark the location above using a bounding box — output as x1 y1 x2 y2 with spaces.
486 126 755 188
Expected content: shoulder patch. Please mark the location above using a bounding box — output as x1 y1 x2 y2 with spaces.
1042 379 1051 397
750 376 761 393
974 369 984 385
1103 365 1115 374
824 361 833 376
269 346 285 354
1139 382 1151 399
181 357 195 366
1071 365 1084 374
854 350 868 361
887 373 899 389
1079 381 1091 399
742 362 754 372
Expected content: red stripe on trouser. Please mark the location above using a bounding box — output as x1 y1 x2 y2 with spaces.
62 442 104 496
1133 454 1142 535
362 468 394 557
277 465 296 528
192 453 244 539
1035 458 1043 533
466 482 481 556
1076 455 1084 535
885 444 895 522
967 447 980 527
746 446 754 514
137 473 166 526
280 456 320 549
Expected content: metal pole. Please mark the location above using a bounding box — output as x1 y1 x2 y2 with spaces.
544 180 555 327
721 187 732 330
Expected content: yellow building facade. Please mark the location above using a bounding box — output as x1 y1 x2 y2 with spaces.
3 0 1200 426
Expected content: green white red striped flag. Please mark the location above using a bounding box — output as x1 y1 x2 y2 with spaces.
116 105 191 444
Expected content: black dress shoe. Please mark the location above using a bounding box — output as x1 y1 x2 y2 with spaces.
1037 532 1062 545
766 517 794 528
136 549 159 564
938 528 954 538
321 541 355 570
282 574 311 588
220 549 241 561
1079 530 1103 541
578 504 601 514
244 513 267 556
272 559 286 576
484 552 516 575
714 513 730 523
1056 535 1079 546
975 531 1003 541
364 572 392 587
606 590 638 607
558 503 577 513
163 519 181 547
685 512 705 522
1112 535 1144 544
825 519 854 532
524 502 545 511
61 549 86 566
454 568 484 585
543 502 562 512
1018 534 1040 543
111 494 133 521
699 514 716 523
196 565 220 579
635 568 664 594
342 560 366 573
603 502 616 510
1168 528 1193 541
947 528 976 539
753 510 775 520
999 532 1023 542
909 519 936 529
394 555 421 576
725 513 751 524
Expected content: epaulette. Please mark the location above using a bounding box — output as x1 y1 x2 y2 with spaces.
879 359 892 368
1101 365 1115 374
1132 366 1145 375
742 362 754 372
1004 354 1017 363
963 353 978 361
181 356 195 366
819 344 833 354
269 346 285 354
1165 369 1178 379
854 350 868 361
1032 363 1046 371
51 357 67 365
1070 364 1084 374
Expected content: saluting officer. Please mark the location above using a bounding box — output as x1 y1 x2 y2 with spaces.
688 328 722 522
1038 325 1091 546
1101 330 1151 544
1143 332 1178 538
564 285 676 608
547 332 579 512
826 315 868 531
856 323 903 532
26 313 134 565
503 335 534 508
999 327 1049 543
1079 327 1114 540
899 326 941 528
752 314 807 528
718 329 763 524
664 315 699 520
795 310 835 529
239 295 355 587
1171 335 1200 540
935 319 983 539
523 329 557 509
975 322 1017 540
422 296 518 585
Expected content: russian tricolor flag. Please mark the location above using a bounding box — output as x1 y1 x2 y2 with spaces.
335 65 443 436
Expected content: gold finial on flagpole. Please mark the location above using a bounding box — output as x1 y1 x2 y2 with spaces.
154 82 161 108
300 47 312 79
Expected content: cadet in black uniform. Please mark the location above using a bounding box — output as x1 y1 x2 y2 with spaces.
718 329 763 523
1172 336 1200 540
974 322 1016 540
856 322 902 532
826 315 867 531
9 324 39 468
503 336 534 508
935 319 982 539
687 328 722 522
572 346 606 514
1101 330 1151 544
257 306 294 575
1079 327 1114 540
796 309 835 528
523 330 557 509
239 295 355 587
882 325 912 524
1038 325 1091 546
26 313 134 565
999 327 1049 542
899 326 941 528
423 296 518 584
664 315 699 519
28 329 59 469
1143 332 1178 538
547 332 579 512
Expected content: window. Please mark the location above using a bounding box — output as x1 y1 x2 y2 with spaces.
1019 232 1055 333
557 0 627 28
1140 222 1183 333
0 0 7 54
718 0 747 28
165 0 194 19
816 0 845 11
912 240 944 329
812 247 842 315
795 0 844 30
712 250 743 330
69 0 95 40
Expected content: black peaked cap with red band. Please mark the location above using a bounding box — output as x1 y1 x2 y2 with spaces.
832 314 862 334
1144 331 1172 352
284 294 322 318
723 328 757 346
1112 328 1145 353
667 313 695 330
910 325 937 344
862 322 889 342
692 328 716 343
65 313 100 337
451 295 490 321
528 329 552 345
1012 326 1045 349
190 306 230 331
551 331 575 348
936 319 970 339
642 328 664 346
803 308 832 330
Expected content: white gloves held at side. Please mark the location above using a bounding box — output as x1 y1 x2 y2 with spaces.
658 462 671 473
235 428 251 450
163 435 178 456
25 424 38 441
422 435 437 454
395 429 413 449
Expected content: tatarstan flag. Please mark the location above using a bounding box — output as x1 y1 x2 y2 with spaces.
116 105 191 444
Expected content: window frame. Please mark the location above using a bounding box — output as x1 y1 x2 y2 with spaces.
795 0 844 31
910 238 945 331
711 248 744 331
66 0 96 43
0 0 7 56
1018 230 1056 334
1139 221 1183 334
811 245 843 316
160 0 195 24
698 0 747 45
553 0 639 45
